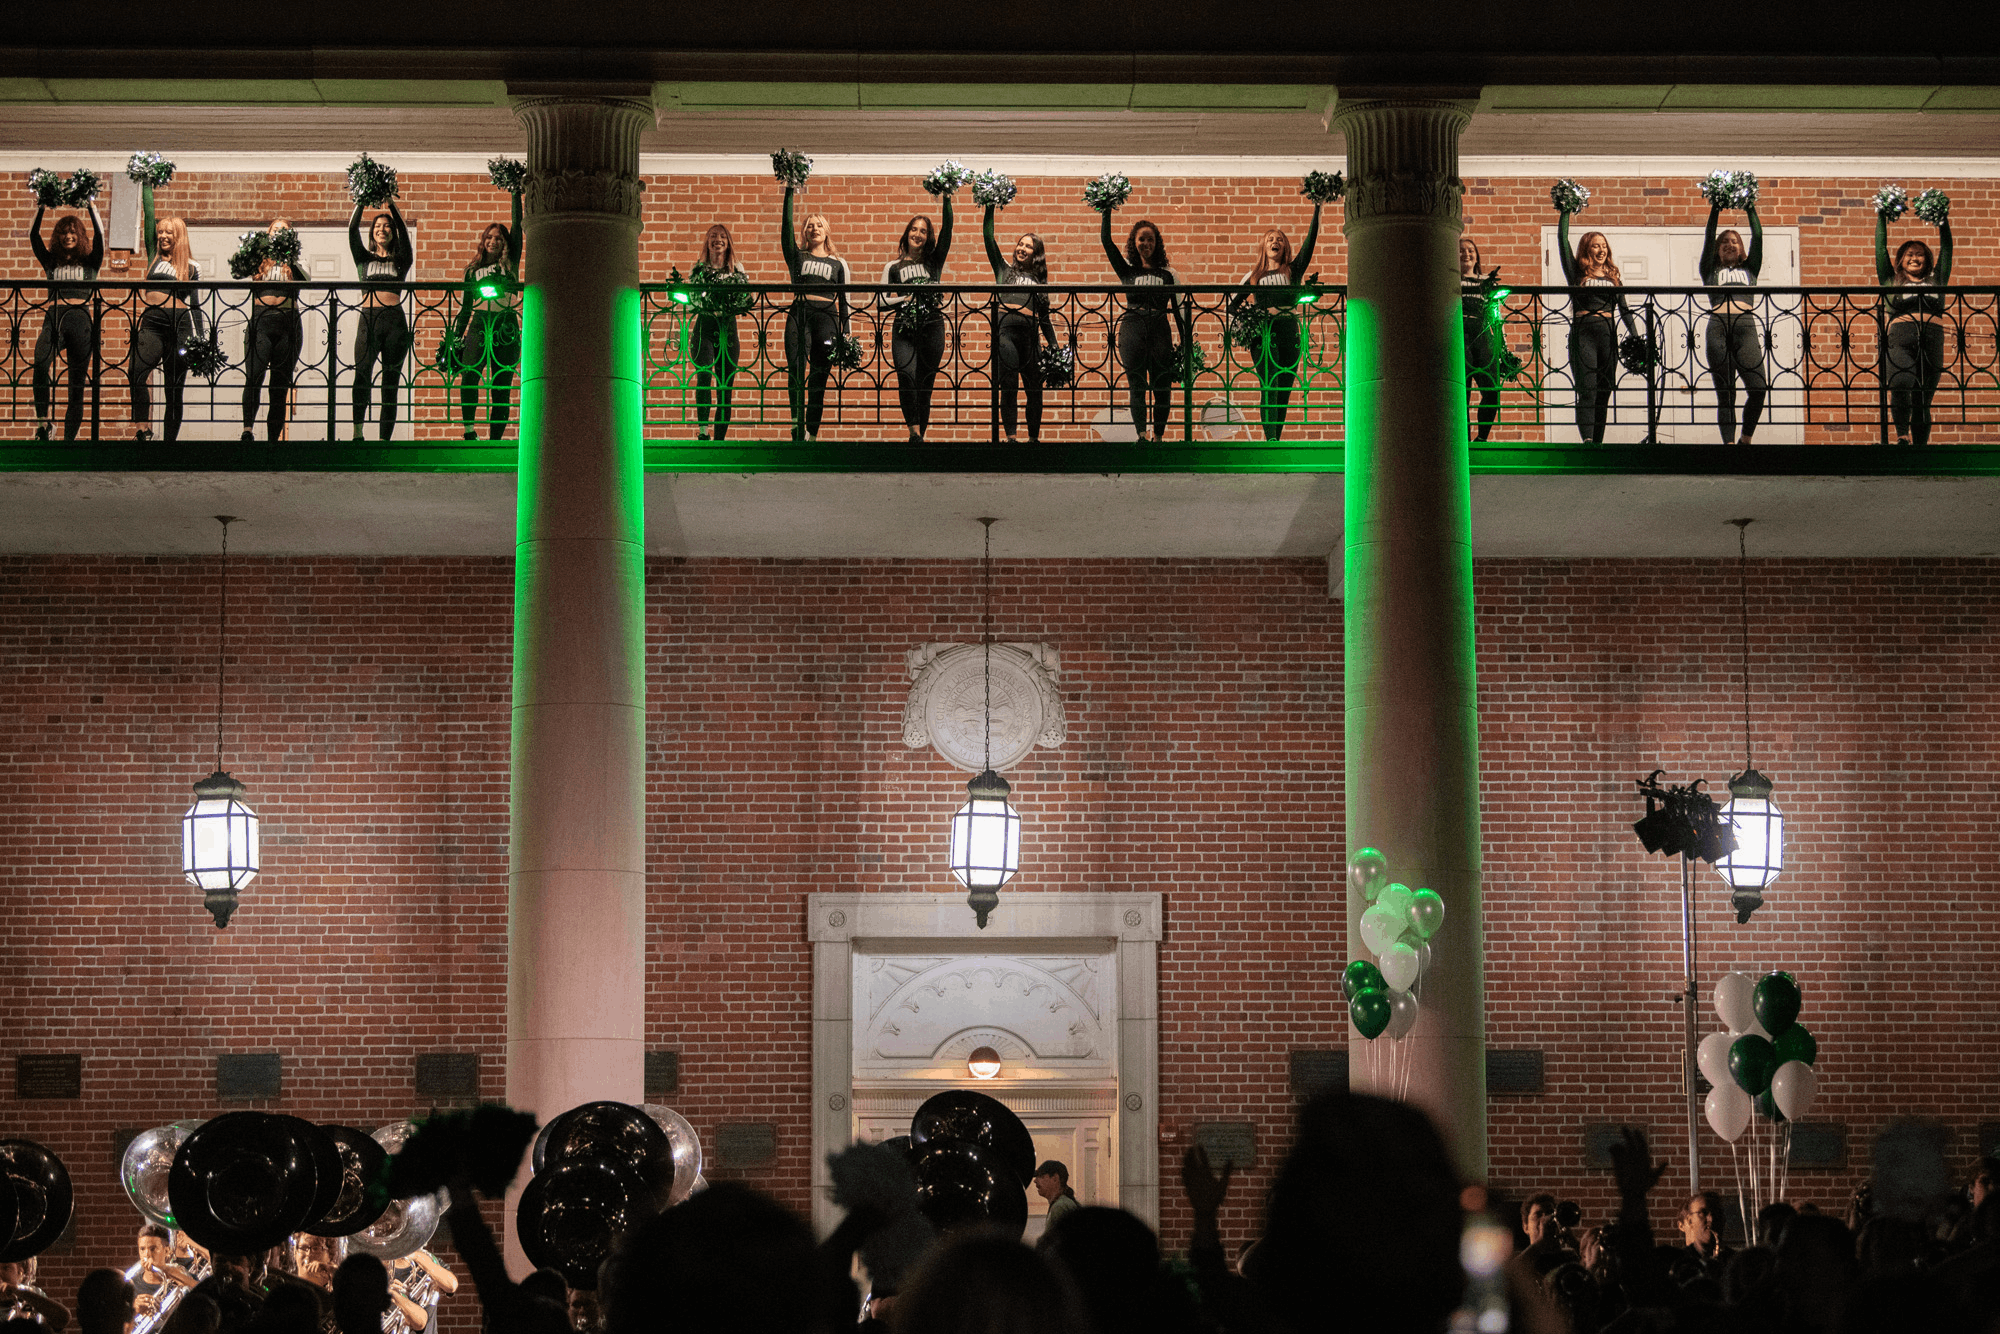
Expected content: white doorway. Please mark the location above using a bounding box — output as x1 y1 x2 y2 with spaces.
1539 225 1802 444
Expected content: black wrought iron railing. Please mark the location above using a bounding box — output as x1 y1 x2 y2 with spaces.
4 280 1997 450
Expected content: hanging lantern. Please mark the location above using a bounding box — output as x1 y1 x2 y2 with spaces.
183 770 260 928
949 769 1021 928
1714 768 1783 923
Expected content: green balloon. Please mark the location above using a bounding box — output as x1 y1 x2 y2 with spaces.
1756 1091 1787 1123
1774 1023 1817 1068
1350 988 1392 1040
1342 960 1386 1001
1729 1034 1779 1096
1407 888 1446 941
1752 972 1802 1036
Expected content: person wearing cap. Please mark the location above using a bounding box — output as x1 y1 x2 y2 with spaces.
1033 1161 1080 1230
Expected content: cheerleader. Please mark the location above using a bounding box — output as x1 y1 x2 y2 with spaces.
779 186 851 441
241 220 308 443
451 192 523 440
1460 237 1503 443
349 200 413 440
1699 201 1766 445
1877 209 1953 446
982 207 1059 445
1555 214 1638 444
28 197 103 441
1101 214 1187 442
880 200 954 442
129 187 204 443
1226 201 1322 441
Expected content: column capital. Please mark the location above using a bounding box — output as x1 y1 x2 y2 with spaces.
509 92 653 222
1332 98 1475 226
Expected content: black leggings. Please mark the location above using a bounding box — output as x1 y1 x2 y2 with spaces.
457 311 521 439
1886 319 1945 446
353 304 412 439
892 316 946 434
693 315 740 440
1118 312 1174 438
242 306 303 441
130 308 193 441
1464 319 1501 443
1569 315 1619 444
1252 313 1303 441
33 304 94 440
784 301 838 437
995 312 1044 441
1705 312 1768 443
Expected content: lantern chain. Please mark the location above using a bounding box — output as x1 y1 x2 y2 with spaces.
216 515 235 772
1731 518 1753 772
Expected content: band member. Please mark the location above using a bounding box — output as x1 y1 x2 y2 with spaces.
129 1224 198 1319
0 1258 73 1328
28 197 104 441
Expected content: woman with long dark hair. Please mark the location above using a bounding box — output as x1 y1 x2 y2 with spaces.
982 208 1059 445
1101 214 1186 442
1699 200 1766 445
348 200 413 439
881 201 954 443
1226 200 1322 441
28 198 103 441
1555 214 1638 444
779 186 851 441
1877 209 1953 446
451 193 522 440
1460 236 1503 443
241 218 308 442
129 194 203 443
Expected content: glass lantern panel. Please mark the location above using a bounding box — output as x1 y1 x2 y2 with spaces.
184 798 260 891
1717 797 1783 890
949 797 1021 889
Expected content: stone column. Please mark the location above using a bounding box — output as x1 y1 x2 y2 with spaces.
504 87 652 1269
1335 96 1487 1180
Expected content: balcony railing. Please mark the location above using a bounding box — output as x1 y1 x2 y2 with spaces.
4 280 1997 454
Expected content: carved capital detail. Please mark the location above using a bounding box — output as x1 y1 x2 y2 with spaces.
1333 99 1473 225
523 168 646 219
511 95 652 221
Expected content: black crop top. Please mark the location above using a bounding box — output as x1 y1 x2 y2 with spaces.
349 201 413 288
1556 215 1638 333
780 187 853 319
1876 213 1953 320
1228 204 1322 315
1100 210 1182 317
981 207 1060 344
31 203 104 302
1699 204 1763 310
879 196 955 306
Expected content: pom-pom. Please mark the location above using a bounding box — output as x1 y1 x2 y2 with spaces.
1082 172 1132 213
126 152 175 189
346 151 399 207
922 160 971 197
1170 340 1208 386
1038 342 1075 389
1492 346 1526 384
691 261 755 317
181 333 227 384
1619 334 1658 376
27 169 66 209
486 158 527 195
1698 169 1758 210
771 148 814 193
228 231 269 281
1912 188 1951 227
970 169 1018 210
1228 302 1274 348
1300 170 1346 205
1550 178 1591 215
893 277 943 336
831 332 866 371
265 227 301 265
1873 185 1908 221
382 1104 540 1201
64 169 101 207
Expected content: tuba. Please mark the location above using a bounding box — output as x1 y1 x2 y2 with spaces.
0 1140 75 1263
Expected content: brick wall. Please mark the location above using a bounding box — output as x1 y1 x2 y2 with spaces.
3 553 1997 1309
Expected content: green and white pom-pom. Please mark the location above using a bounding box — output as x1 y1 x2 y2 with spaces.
1082 172 1132 213
690 261 755 317
27 169 66 208
1228 303 1274 347
893 277 944 335
1550 178 1591 215
228 231 269 280
1873 185 1908 221
831 332 866 371
922 160 971 197
181 333 228 384
1038 342 1075 389
1698 169 1758 210
970 169 1018 209
1912 188 1951 227
1301 170 1346 205
771 148 814 193
1170 340 1208 386
64 169 101 207
346 151 399 207
487 158 528 195
265 226 302 265
126 152 176 188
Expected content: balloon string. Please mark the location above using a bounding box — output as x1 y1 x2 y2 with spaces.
1732 1137 1748 1245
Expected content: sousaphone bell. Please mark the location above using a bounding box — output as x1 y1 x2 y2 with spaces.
0 1140 72 1262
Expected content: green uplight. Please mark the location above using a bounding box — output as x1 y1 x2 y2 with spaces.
1295 286 1322 306
669 286 693 305
477 277 516 301
1487 286 1512 303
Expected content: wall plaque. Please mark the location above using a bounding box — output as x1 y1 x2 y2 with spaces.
216 1052 282 1100
902 642 1065 771
1486 1049 1546 1095
414 1052 480 1099
1787 1122 1848 1169
644 1051 680 1096
1193 1122 1257 1170
1288 1049 1347 1098
15 1054 82 1099
717 1123 776 1167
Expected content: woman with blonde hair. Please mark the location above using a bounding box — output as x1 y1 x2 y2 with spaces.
1555 211 1637 444
129 190 203 443
778 185 851 440
1225 198 1324 441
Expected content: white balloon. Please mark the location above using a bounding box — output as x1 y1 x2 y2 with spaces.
1771 1060 1819 1121
1381 941 1420 991
1714 972 1757 1032
1385 988 1419 1039
1697 1031 1735 1087
1705 1083 1751 1142
1360 904 1403 956
1414 941 1433 977
1377 883 1416 920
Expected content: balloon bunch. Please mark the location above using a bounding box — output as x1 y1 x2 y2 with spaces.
900 1090 1033 1240
515 1102 702 1288
0 1140 73 1264
1344 847 1448 1097
1698 970 1821 1241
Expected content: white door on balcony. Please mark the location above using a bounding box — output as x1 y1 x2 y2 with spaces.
1539 225 1802 445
